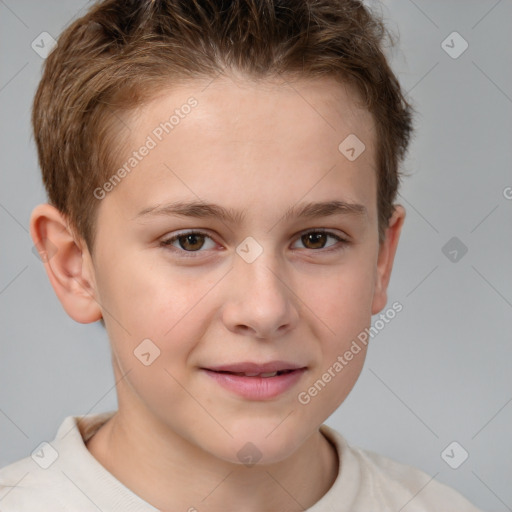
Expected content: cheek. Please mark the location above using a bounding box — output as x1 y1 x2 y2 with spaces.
303 258 375 341
296 341 368 427
96 253 200 334
98 260 219 377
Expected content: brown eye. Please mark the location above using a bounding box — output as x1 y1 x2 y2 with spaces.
177 233 205 251
294 230 346 251
161 231 216 254
301 232 328 249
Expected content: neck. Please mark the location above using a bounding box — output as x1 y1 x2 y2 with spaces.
85 409 339 511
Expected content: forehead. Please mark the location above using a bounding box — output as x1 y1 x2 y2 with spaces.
137 73 374 142
127 73 375 157
103 74 377 227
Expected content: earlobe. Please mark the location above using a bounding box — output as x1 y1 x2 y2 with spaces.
371 204 406 315
29 203 103 324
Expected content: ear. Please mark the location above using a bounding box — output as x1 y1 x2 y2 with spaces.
371 204 406 315
29 203 102 323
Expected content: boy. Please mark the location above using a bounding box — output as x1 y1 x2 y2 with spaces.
0 0 483 510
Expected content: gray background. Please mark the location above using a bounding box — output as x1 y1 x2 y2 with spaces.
1 1 511 510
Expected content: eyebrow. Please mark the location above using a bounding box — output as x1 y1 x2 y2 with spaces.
134 199 367 224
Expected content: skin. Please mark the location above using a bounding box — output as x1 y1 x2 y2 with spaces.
30 74 405 511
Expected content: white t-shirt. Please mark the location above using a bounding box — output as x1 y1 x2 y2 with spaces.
0 410 482 511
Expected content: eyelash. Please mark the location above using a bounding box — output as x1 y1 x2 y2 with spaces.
160 229 349 258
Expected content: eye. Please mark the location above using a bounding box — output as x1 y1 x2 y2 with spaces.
291 229 348 251
160 230 216 256
160 228 348 258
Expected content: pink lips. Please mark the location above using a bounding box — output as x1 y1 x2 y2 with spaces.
201 361 307 400
205 361 304 374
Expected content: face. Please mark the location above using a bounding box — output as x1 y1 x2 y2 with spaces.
81 75 389 464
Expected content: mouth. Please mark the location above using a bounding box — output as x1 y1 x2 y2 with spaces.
200 362 307 400
209 369 297 378
203 361 306 374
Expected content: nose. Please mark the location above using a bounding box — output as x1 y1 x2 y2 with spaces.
221 246 300 340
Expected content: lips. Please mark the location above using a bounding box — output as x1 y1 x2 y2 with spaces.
203 361 306 377
212 369 292 378
201 362 307 400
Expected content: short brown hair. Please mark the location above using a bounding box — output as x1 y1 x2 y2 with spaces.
32 0 415 252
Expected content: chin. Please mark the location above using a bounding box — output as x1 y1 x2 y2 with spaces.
209 422 306 467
